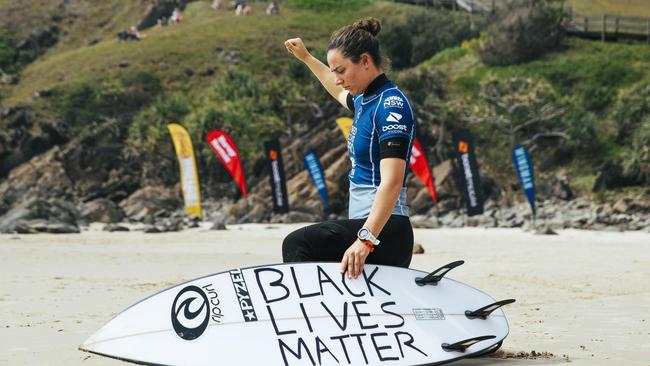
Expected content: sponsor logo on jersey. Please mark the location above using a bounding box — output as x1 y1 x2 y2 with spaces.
386 112 403 123
382 124 408 132
383 95 404 109
458 141 469 154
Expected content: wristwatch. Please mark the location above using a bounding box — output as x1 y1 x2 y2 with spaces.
357 227 380 246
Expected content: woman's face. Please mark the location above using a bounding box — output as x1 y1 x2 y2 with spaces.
327 48 374 96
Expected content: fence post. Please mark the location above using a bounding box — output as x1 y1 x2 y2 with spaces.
614 17 619 38
647 20 650 44
602 15 607 42
584 17 589 33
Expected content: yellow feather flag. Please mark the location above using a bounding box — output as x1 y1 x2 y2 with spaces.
167 123 202 218
335 117 353 140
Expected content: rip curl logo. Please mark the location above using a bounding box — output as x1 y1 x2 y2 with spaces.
171 285 210 340
383 96 404 109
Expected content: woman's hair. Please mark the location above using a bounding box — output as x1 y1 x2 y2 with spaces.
328 17 383 68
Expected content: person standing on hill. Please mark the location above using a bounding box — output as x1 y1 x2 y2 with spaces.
283 17 416 279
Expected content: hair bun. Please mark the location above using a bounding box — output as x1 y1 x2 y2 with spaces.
353 17 381 37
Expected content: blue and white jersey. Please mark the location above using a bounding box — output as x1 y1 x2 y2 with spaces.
346 74 416 219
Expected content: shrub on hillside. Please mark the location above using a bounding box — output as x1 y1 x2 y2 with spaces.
0 31 18 73
126 69 285 184
127 93 193 157
47 72 162 128
613 82 650 143
624 117 650 184
0 27 58 74
535 57 640 113
381 11 481 69
397 66 445 106
478 0 566 66
482 77 565 136
0 30 37 74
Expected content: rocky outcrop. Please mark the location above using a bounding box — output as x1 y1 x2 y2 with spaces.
593 161 642 191
0 147 75 216
537 171 573 201
0 198 79 234
411 195 650 232
119 186 182 222
80 199 125 224
0 105 69 177
0 115 144 230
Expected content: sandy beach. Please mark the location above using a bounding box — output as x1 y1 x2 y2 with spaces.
0 224 648 366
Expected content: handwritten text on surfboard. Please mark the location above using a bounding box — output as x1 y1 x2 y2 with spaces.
254 265 428 366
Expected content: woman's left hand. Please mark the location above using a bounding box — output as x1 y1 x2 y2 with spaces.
340 239 371 279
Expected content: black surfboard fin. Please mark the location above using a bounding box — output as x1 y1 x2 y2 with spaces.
441 335 497 353
415 260 464 286
465 299 516 319
468 340 503 358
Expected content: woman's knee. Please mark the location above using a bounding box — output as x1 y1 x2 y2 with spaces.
283 227 316 262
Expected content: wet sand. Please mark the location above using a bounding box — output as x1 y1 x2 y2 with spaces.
0 224 648 365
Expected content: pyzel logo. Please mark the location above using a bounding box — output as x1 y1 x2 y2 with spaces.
230 269 258 322
386 112 403 123
171 285 210 340
383 96 404 109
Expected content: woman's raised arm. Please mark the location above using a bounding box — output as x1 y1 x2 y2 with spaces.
284 38 349 109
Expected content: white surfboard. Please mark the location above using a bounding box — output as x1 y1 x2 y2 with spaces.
80 261 513 366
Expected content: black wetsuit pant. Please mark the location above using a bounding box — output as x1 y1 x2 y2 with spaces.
282 215 413 268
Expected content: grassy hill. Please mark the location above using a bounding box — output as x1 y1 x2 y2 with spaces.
567 0 650 17
4 0 649 106
413 37 650 193
2 1 405 106
1 0 648 205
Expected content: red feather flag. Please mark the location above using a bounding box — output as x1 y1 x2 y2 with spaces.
206 129 247 197
409 138 437 202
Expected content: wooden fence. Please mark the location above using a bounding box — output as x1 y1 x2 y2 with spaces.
568 12 650 44
393 1 650 44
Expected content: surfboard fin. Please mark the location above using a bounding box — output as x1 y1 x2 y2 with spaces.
441 335 496 352
415 260 464 286
465 299 516 319
467 340 503 358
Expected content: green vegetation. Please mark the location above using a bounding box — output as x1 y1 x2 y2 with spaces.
127 69 286 164
2 0 649 195
479 0 566 66
2 1 401 106
380 10 482 69
0 30 40 74
409 35 650 188
45 72 162 128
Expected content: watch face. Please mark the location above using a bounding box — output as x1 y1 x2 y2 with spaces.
358 228 369 240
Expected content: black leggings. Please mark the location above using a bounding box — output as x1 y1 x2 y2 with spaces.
282 215 413 268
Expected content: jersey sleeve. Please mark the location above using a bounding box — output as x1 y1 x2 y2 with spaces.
375 92 414 143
